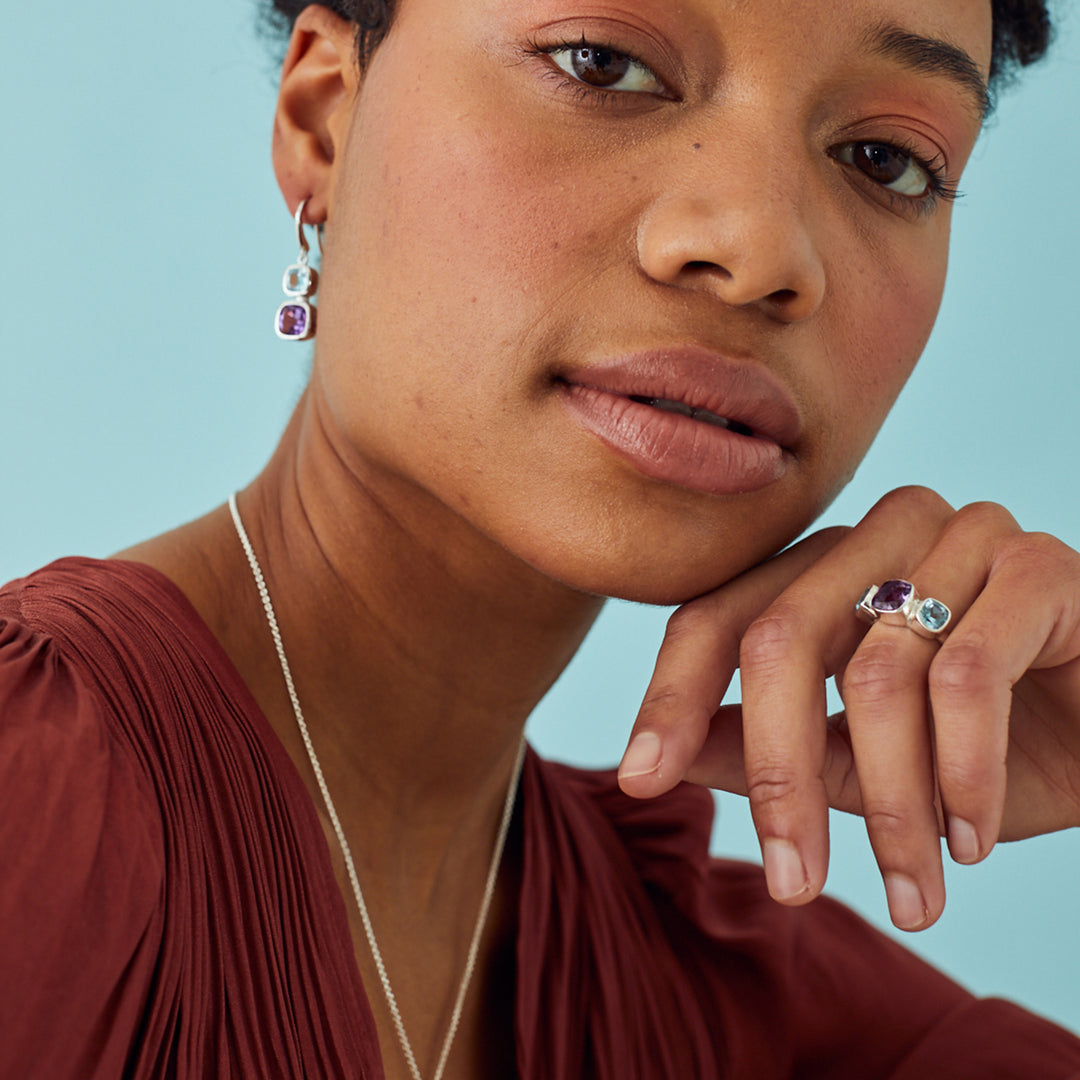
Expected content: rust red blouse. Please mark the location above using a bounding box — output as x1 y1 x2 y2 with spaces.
1 558 1077 1079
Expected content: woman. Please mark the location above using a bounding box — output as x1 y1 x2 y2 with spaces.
2 0 1079 1077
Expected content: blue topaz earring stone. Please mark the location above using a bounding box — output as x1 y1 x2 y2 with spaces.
275 199 319 342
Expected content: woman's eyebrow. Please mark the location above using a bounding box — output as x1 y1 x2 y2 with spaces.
864 22 991 124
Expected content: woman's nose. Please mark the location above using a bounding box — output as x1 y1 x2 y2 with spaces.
636 138 827 324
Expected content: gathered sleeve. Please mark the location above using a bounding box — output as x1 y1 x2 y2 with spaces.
0 614 165 1079
536 759 1080 1080
765 871 1080 1078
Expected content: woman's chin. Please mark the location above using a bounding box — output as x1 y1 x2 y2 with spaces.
518 529 791 609
570 567 745 608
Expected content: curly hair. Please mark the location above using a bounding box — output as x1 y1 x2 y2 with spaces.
263 0 1052 93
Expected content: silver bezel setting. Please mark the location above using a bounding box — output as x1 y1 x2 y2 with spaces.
856 584 880 624
282 261 318 298
275 298 315 341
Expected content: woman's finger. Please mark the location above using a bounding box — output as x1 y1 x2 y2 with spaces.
839 623 946 928
865 502 1018 871
926 519 1080 855
736 488 952 911
617 527 850 798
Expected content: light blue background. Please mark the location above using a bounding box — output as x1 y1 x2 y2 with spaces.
3 0 1078 1035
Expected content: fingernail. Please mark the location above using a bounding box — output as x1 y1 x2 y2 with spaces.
762 839 809 901
948 816 981 864
619 732 662 779
885 874 929 930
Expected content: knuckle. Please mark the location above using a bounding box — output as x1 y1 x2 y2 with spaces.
664 602 712 642
863 801 913 845
936 756 1000 802
841 639 913 707
746 763 803 810
948 500 1019 538
994 529 1067 577
660 602 738 663
740 605 805 674
871 485 952 521
812 524 852 546
929 640 996 701
636 683 691 725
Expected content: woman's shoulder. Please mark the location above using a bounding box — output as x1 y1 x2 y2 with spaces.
0 556 171 785
1 555 210 677
0 554 294 846
0 554 259 759
0 556 211 799
0 555 171 883
0 559 169 1077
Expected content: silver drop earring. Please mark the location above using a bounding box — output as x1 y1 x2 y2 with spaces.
274 198 320 341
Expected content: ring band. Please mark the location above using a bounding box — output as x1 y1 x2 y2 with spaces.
855 579 952 640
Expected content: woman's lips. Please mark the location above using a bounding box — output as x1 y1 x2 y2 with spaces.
558 349 801 496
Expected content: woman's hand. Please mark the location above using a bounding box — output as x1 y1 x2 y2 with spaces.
617 486 1080 930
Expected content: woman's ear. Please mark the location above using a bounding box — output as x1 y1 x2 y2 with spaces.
272 5 362 223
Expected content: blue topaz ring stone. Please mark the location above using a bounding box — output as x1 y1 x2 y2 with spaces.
856 584 881 624
908 596 952 640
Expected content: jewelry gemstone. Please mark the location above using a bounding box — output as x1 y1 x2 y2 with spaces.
917 598 951 632
283 263 316 296
855 585 880 623
872 579 914 612
277 302 309 338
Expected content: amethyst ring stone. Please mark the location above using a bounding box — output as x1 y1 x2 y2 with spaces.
855 579 952 641
856 579 917 626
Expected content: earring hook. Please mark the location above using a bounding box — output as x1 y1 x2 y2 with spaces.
294 198 324 260
294 198 311 258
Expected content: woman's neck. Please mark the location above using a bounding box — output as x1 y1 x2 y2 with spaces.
119 384 601 878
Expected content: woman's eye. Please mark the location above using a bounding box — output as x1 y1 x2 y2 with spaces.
548 43 665 95
834 142 932 197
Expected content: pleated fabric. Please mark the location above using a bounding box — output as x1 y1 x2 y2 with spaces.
1 559 1077 1080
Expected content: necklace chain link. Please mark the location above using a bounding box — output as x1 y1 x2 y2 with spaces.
229 493 526 1080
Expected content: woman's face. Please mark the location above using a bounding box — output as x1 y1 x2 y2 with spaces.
307 0 991 603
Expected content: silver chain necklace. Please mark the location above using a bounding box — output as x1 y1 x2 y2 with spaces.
228 493 526 1080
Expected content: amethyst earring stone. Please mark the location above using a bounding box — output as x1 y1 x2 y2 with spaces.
276 300 313 341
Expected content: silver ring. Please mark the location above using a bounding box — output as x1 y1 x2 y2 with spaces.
856 579 952 640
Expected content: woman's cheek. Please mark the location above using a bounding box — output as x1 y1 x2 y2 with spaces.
315 91 612 498
372 122 619 336
830 227 948 446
